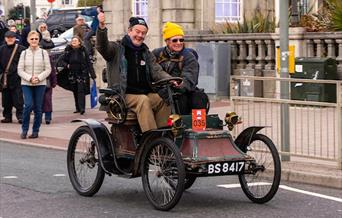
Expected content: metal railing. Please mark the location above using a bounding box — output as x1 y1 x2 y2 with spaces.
230 75 342 168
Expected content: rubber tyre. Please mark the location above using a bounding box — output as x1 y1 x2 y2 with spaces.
238 133 281 203
141 137 185 211
67 126 105 196
184 174 197 190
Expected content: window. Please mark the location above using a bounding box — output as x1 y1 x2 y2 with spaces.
62 0 73 5
133 0 148 21
215 0 241 22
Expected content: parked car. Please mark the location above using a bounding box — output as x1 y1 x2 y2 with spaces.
47 10 93 38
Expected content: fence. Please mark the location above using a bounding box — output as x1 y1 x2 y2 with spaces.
230 75 342 169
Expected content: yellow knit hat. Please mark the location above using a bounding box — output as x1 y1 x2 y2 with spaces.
162 22 184 40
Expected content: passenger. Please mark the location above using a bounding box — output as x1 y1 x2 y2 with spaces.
152 22 199 114
17 31 51 139
0 31 26 123
96 13 179 133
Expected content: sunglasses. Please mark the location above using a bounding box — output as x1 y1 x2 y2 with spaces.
171 38 184 43
30 38 39 41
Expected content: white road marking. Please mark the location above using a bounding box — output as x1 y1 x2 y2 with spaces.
218 183 342 203
279 185 342 203
3 176 18 179
53 174 66 177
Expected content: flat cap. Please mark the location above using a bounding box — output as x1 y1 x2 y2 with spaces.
4 31 16 38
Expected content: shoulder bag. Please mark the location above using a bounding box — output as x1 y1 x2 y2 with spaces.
0 44 18 91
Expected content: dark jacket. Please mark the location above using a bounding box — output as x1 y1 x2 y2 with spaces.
56 45 95 94
63 44 96 78
0 21 8 45
96 27 171 94
152 47 199 92
0 43 26 89
21 24 31 48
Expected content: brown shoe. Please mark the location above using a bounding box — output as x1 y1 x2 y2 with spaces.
20 132 27 139
28 133 39 139
1 118 12 123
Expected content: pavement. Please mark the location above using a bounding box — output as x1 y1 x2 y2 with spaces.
0 86 341 189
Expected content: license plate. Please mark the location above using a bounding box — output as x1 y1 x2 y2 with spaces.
207 161 245 175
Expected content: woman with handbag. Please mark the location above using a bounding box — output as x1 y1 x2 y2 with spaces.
17 31 51 139
63 36 96 115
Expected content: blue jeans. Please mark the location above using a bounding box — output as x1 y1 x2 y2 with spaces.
44 112 52 121
22 85 46 134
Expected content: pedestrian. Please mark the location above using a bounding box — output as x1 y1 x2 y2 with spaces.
152 22 200 114
96 13 179 133
21 18 31 48
83 5 103 59
73 15 91 40
37 23 54 49
63 36 96 115
0 31 26 123
9 25 22 45
42 58 57 124
17 31 51 139
0 19 8 45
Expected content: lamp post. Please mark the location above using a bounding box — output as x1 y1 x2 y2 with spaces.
30 0 36 24
280 0 290 161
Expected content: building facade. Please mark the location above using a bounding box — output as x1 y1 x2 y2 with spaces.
11 0 78 18
102 0 323 49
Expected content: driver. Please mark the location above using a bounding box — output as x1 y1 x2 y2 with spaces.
96 13 178 133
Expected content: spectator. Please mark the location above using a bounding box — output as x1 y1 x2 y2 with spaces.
0 31 26 123
83 5 103 61
7 19 16 27
73 16 90 40
42 57 57 124
21 18 31 48
62 36 96 115
9 25 22 45
96 13 177 133
0 19 9 45
17 31 51 139
37 23 54 50
152 22 199 114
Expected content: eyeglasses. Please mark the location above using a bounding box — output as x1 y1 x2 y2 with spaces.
41 27 47 29
171 38 184 43
30 38 39 41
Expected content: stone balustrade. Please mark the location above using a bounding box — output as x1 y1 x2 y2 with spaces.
185 32 276 75
186 31 342 79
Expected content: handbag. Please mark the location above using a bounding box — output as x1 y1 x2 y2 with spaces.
0 44 18 91
39 39 55 49
90 79 97 108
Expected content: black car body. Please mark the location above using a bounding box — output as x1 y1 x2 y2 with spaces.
47 7 94 37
